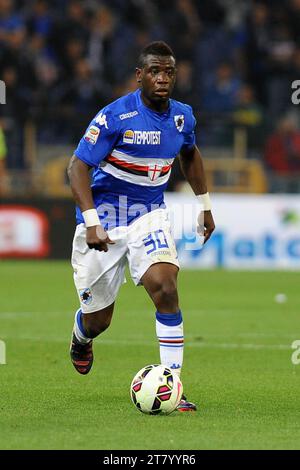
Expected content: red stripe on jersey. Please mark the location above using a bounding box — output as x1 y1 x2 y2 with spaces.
106 155 172 174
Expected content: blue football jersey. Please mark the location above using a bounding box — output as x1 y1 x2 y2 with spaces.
74 89 196 228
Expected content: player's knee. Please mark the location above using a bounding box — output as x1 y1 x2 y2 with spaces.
149 277 177 297
154 280 178 310
160 280 177 300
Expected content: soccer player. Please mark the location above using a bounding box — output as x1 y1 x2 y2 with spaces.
68 41 215 412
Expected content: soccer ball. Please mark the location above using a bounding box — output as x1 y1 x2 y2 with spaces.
130 364 183 415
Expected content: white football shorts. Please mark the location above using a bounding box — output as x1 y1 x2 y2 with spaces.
71 208 180 313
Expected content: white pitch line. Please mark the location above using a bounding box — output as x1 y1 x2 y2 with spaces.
0 334 293 351
188 342 291 350
0 312 297 350
0 312 297 342
0 312 297 337
238 332 299 339
0 311 71 318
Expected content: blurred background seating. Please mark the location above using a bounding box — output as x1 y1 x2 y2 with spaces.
0 0 299 196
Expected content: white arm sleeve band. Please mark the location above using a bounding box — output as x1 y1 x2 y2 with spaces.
196 192 212 211
82 209 101 227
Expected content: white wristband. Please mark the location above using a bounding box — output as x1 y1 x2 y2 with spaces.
82 209 100 227
196 192 212 211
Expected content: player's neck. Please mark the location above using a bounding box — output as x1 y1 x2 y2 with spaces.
140 92 169 113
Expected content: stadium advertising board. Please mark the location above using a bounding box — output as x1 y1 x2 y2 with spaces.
1 195 299 269
0 205 49 257
165 193 300 270
0 200 75 259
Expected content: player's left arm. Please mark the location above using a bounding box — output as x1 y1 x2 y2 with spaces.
179 144 215 243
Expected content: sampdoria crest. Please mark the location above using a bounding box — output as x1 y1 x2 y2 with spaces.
174 115 184 132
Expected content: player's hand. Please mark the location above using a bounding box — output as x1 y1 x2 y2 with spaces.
197 210 215 244
86 225 115 252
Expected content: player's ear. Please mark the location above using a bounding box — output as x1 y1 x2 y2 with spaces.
136 67 142 83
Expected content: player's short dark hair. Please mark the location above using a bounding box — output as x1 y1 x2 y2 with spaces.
138 41 175 68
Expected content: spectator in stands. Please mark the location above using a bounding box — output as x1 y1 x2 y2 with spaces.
0 120 8 196
245 2 272 106
287 0 300 44
201 62 242 146
51 0 88 64
173 60 199 108
56 58 105 141
0 0 25 44
234 84 263 126
27 0 53 39
60 37 86 81
0 19 37 93
112 73 138 101
267 25 296 119
0 65 28 169
233 84 265 149
265 115 300 174
202 62 241 113
290 46 300 80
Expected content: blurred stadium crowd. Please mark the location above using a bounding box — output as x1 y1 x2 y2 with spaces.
0 0 300 192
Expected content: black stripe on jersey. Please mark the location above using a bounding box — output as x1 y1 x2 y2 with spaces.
105 159 170 178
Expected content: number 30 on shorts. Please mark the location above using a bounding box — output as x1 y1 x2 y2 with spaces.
143 230 169 254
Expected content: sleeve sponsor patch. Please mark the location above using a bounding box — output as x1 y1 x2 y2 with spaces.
84 125 100 145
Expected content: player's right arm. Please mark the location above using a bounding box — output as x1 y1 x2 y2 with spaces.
68 108 119 252
67 155 114 252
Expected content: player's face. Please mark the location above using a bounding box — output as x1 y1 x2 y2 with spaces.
136 55 177 106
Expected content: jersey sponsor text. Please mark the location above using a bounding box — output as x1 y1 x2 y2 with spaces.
119 111 139 120
123 130 161 145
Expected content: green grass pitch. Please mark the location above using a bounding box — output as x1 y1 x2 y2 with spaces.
0 261 299 450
